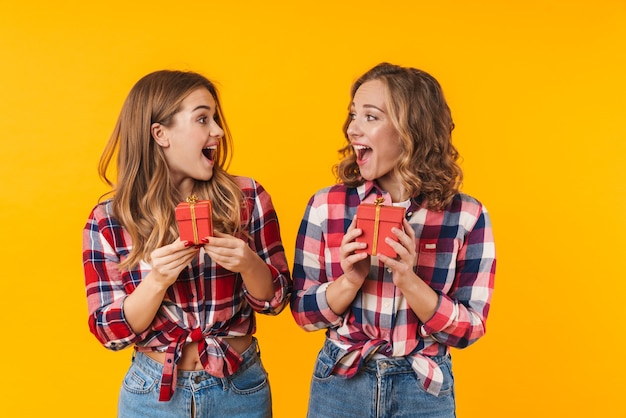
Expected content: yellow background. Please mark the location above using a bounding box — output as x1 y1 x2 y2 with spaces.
1 1 624 417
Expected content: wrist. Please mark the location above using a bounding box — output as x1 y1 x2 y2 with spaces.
240 253 266 278
337 273 363 292
143 271 172 294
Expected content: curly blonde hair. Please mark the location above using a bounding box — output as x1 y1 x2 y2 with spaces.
335 62 463 211
99 70 246 269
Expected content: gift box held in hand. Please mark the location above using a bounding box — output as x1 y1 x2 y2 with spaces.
355 198 406 258
175 195 213 245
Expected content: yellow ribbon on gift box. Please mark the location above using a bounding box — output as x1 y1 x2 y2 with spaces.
186 194 199 244
371 197 385 255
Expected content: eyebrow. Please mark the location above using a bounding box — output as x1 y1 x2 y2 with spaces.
350 103 386 113
192 105 212 112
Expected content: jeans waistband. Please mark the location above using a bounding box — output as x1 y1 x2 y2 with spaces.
323 337 450 376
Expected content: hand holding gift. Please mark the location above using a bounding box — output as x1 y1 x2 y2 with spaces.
355 197 406 258
175 195 213 245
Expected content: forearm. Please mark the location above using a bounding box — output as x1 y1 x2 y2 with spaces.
123 271 170 334
325 275 361 315
240 255 275 301
395 273 439 323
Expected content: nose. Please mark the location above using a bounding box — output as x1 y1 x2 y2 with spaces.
210 120 225 138
346 118 361 139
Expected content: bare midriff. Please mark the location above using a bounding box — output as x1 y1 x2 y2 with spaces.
145 334 253 371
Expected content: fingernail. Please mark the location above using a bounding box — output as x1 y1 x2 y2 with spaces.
184 241 192 247
201 237 209 244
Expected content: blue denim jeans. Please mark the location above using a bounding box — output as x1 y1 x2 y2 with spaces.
307 339 456 418
118 338 271 418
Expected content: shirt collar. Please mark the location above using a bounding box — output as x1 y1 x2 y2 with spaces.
356 180 424 215
357 180 389 204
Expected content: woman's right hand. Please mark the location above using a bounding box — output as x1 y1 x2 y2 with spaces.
339 216 370 288
148 239 200 289
123 239 199 334
325 216 370 315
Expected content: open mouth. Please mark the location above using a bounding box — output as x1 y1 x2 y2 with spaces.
202 146 217 161
353 145 372 162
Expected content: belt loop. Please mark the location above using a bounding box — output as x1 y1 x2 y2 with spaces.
220 377 229 392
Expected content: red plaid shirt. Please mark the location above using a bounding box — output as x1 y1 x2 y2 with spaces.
291 181 496 396
83 177 291 401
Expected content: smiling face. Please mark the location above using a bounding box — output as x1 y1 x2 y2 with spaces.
347 79 405 201
151 87 223 195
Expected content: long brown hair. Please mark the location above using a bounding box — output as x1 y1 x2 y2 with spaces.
335 62 463 210
99 70 246 269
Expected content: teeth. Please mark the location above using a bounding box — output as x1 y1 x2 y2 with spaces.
202 146 217 161
353 144 371 160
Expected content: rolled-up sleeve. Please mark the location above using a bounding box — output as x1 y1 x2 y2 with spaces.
242 180 292 315
83 205 146 350
419 205 496 348
291 194 345 331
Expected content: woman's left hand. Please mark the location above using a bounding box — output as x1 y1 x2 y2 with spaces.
377 218 419 289
202 231 257 275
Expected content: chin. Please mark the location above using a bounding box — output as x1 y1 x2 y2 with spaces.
359 171 375 181
196 169 214 182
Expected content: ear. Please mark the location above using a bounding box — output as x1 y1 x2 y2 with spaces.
151 122 170 147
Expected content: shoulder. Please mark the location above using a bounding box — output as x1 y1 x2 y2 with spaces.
85 199 128 248
232 176 261 199
450 192 484 211
233 175 257 191
232 176 275 215
234 175 272 195
88 199 116 223
308 183 353 207
447 192 491 229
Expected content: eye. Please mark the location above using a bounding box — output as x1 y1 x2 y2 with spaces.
348 112 356 120
366 114 377 121
198 116 208 124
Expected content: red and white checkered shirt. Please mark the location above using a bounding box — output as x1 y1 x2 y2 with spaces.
83 176 291 401
291 180 496 396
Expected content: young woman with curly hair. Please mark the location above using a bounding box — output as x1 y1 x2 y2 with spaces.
291 62 496 418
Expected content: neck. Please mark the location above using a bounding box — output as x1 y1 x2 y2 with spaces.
176 179 195 200
375 173 408 203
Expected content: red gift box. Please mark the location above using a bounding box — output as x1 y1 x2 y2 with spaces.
355 198 406 258
175 195 213 245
